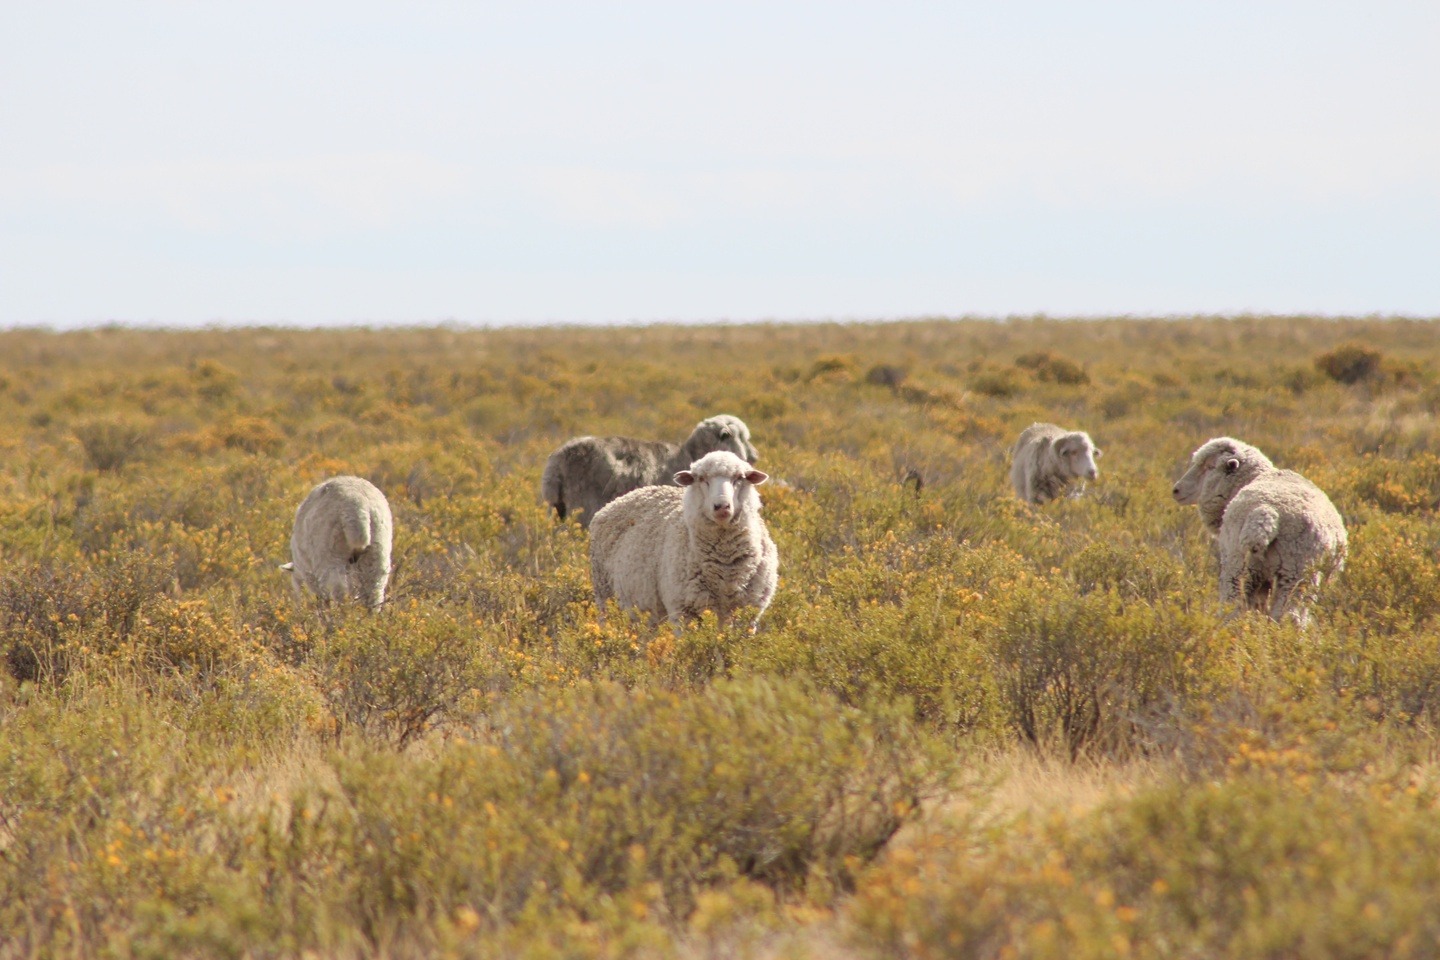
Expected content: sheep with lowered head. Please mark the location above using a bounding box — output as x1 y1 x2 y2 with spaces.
281 475 393 610
1009 422 1102 504
589 450 777 631
543 414 759 529
1172 437 1347 623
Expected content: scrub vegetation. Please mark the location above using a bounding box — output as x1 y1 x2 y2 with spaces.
2 315 1439 958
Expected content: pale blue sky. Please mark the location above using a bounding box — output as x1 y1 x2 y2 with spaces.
2 2 1437 326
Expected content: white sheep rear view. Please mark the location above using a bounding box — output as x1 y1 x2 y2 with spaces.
588 450 778 631
281 475 393 610
1172 437 1347 623
1009 422 1102 504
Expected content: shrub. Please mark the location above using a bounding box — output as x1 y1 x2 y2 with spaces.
308 603 512 747
1066 537 1185 602
1327 514 1440 629
864 364 907 388
331 677 950 931
1316 341 1383 384
1340 453 1440 514
1014 350 1090 386
73 417 154 471
0 554 170 683
210 415 286 455
848 776 1440 960
807 354 860 383
991 589 1230 760
968 365 1026 398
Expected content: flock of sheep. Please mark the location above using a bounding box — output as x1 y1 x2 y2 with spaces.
283 413 1348 628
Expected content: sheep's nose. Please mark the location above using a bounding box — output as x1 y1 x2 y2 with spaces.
713 503 733 519
1171 484 1181 497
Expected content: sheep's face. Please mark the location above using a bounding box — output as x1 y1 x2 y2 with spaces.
676 451 767 528
1173 440 1237 504
1056 433 1101 481
1173 438 1271 525
689 415 760 465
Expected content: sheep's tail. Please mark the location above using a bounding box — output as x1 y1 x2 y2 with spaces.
1238 504 1280 555
340 504 374 555
541 455 567 519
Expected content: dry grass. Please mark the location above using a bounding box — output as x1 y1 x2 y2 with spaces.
3 316 1440 957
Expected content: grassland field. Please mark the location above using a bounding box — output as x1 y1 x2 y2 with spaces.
3 315 1440 958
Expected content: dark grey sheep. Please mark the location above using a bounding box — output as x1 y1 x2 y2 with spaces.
541 415 759 529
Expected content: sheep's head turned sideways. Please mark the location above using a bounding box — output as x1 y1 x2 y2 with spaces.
675 451 768 528
1172 437 1274 528
1056 432 1101 481
684 415 760 466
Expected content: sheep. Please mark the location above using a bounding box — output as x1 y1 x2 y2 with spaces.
280 475 393 610
541 414 759 529
1009 422 1102 504
588 450 778 631
1172 437 1347 623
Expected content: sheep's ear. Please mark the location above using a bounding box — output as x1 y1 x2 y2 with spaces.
674 471 696 486
1093 448 1103 459
744 470 768 485
279 562 294 572
1224 458 1240 475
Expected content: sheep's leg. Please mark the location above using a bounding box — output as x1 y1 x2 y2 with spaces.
1218 549 1247 611
591 558 613 625
1269 572 1308 624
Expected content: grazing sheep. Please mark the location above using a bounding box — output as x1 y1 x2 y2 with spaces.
589 450 778 631
1009 422 1103 504
1172 437 1347 623
541 414 759 529
280 475 393 610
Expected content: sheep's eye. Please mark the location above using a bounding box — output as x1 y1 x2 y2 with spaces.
719 431 732 440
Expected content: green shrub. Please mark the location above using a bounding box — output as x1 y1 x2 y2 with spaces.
308 602 512 746
849 776 1440 960
1339 453 1440 514
331 677 949 929
73 417 154 471
969 364 1027 398
1315 341 1383 384
0 554 170 683
991 589 1230 760
1014 350 1090 385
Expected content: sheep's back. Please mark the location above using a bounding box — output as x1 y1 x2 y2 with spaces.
589 485 686 613
598 436 683 490
292 478 388 563
1222 471 1346 560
